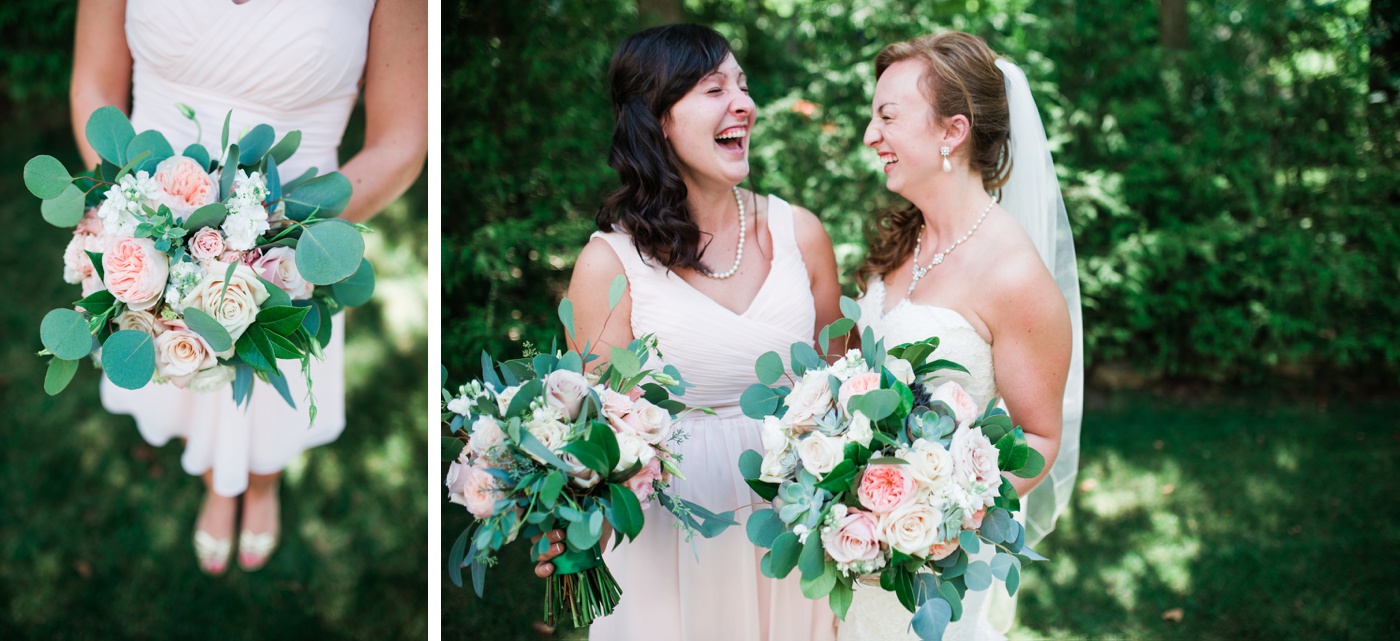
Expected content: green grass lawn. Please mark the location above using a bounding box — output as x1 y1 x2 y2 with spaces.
0 116 429 640
442 389 1400 640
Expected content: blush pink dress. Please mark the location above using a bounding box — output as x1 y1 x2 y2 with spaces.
588 195 838 641
98 0 376 498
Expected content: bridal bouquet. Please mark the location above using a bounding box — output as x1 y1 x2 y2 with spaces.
737 298 1047 640
27 105 372 416
443 285 738 628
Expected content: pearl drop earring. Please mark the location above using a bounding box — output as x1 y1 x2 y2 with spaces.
940 146 952 173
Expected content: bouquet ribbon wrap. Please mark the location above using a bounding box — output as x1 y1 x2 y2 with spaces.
545 542 621 628
552 544 604 575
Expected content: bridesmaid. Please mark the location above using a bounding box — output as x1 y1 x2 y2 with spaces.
69 0 427 575
535 24 843 640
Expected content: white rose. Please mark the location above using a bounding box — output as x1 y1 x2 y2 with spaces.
614 432 656 472
177 261 270 348
187 365 237 393
761 416 791 454
446 396 472 416
114 308 162 336
495 386 520 415
900 438 956 494
153 319 217 384
469 416 506 456
885 357 915 386
544 369 590 421
797 431 843 476
620 397 673 445
879 500 943 557
759 446 799 483
782 370 834 432
563 453 601 489
845 411 874 448
929 381 980 424
950 426 1002 494
525 405 569 457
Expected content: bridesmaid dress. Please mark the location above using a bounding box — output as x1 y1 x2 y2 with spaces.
587 195 837 641
98 0 377 498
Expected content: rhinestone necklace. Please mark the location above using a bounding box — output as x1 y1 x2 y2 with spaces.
907 199 995 296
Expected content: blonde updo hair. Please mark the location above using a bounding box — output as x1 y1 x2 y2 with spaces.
857 31 1012 290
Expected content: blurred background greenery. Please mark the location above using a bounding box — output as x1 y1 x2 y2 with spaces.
0 3 428 639
444 0 1399 639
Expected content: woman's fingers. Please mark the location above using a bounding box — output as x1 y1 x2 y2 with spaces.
546 529 565 543
535 542 564 562
534 562 554 578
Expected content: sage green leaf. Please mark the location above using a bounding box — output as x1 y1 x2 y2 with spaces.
991 552 1020 581
41 309 94 360
295 220 365 285
558 298 575 341
331 258 376 307
798 528 826 580
447 527 470 588
939 579 963 621
85 106 135 166
1005 561 1021 596
539 471 566 506
608 346 641 378
852 389 900 421
755 351 785 385
958 530 981 555
739 383 782 419
790 341 822 375
800 560 838 599
839 295 861 322
182 203 227 231
45 358 80 396
964 560 993 591
41 184 86 228
24 155 72 199
283 172 352 221
126 130 174 172
745 509 784 548
830 580 854 620
220 110 232 153
769 531 801 579
738 449 764 480
183 144 211 170
237 124 276 165
102 330 156 390
911 598 953 641
182 307 233 353
567 516 601 550
268 130 302 166
220 144 239 197
256 276 292 309
607 274 627 311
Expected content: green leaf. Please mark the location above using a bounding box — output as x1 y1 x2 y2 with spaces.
517 427 572 470
815 460 857 492
220 144 239 197
1005 560 1021 596
563 440 609 476
330 258 375 307
220 110 232 153
41 309 94 360
441 437 466 462
558 298 575 341
183 144 211 171
911 598 953 641
768 531 801 579
607 274 627 311
539 471 566 506
182 203 227 231
851 389 900 421
755 351 785 385
737 449 764 480
503 379 543 419
800 560 839 599
182 307 233 353
447 527 470 588
237 124 276 165
965 560 993 591
235 325 277 372
295 220 366 285
268 130 302 166
798 528 826 580
24 155 72 199
991 552 1020 581
256 305 311 337
567 515 601 550
41 184 86 228
588 420 622 472
126 130 174 172
45 358 81 396
608 346 641 378
740 383 782 420
790 341 822 375
939 579 963 621
256 276 292 310
85 106 135 166
959 530 981 555
745 509 784 548
839 295 861 322
825 317 856 344
1014 447 1046 479
608 483 645 539
982 508 1014 543
829 580 854 620
746 479 780 502
101 330 156 390
283 172 352 220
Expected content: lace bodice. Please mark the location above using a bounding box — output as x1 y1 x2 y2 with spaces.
856 278 997 406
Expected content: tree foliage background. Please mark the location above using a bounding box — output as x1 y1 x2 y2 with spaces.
444 0 1400 388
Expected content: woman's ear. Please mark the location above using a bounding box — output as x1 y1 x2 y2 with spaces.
941 113 971 150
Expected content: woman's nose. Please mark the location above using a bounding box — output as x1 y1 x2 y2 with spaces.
863 120 881 147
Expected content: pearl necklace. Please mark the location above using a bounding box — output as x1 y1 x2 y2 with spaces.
907 199 995 296
700 186 746 279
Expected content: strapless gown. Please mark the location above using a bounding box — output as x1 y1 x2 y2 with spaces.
98 0 376 498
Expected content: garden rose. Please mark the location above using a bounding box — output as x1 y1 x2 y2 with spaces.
620 398 673 445
563 453 601 490
797 431 843 475
614 432 656 472
962 507 987 530
625 457 664 507
857 464 917 514
153 156 218 217
187 227 226 263
543 369 590 421
187 365 236 393
761 416 791 453
927 536 961 561
468 416 506 457
177 261 269 345
103 237 169 311
252 247 314 300
929 381 979 424
879 500 943 557
885 357 916 386
821 508 881 565
447 458 505 520
64 233 107 296
950 426 1001 492
783 370 834 432
838 372 882 415
900 438 956 493
153 319 217 385
114 308 164 336
759 446 799 483
74 208 104 236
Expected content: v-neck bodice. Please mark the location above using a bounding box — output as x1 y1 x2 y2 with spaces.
592 195 815 416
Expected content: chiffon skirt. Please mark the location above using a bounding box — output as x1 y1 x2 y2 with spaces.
589 410 838 641
100 315 347 498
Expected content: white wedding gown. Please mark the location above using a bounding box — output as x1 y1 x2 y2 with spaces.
839 277 1013 641
98 0 376 498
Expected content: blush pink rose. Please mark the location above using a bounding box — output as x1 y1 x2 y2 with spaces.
625 457 664 507
543 369 589 421
219 249 247 265
153 156 218 217
75 208 104 236
929 381 979 424
153 319 217 386
838 372 882 414
63 233 104 286
857 464 917 514
600 388 635 428
964 507 987 530
446 458 506 520
927 537 961 561
252 246 314 300
821 508 881 565
103 237 169 311
619 397 674 445
188 227 226 263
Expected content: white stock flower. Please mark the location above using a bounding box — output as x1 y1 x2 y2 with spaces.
220 207 270 251
164 260 206 304
761 416 791 454
469 416 506 457
845 411 874 449
97 171 163 237
446 396 472 416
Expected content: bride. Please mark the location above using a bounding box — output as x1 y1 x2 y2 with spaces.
69 0 427 575
840 32 1084 640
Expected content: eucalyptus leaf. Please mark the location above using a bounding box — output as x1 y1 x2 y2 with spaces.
237 124 276 165
800 561 839 599
41 309 94 360
41 184 86 228
295 220 365 285
737 449 764 480
769 531 801 579
101 330 156 390
182 203 227 231
331 258 376 307
830 580 854 620
839 295 861 322
126 130 173 172
910 598 953 641
182 307 233 353
44 358 80 396
608 346 641 378
24 155 72 199
964 560 993 591
798 528 826 580
607 274 627 311
558 298 576 340
745 509 784 548
183 144 211 170
283 172 352 220
755 351 785 385
268 130 302 166
85 106 135 166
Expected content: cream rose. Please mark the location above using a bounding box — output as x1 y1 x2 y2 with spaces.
930 381 979 424
837 372 882 415
103 237 169 312
761 416 791 454
544 369 590 421
950 426 1002 494
614 431 656 472
797 431 843 476
759 446 799 483
885 357 916 386
879 500 943 557
846 411 874 448
177 261 270 345
524 405 569 456
115 308 164 336
153 156 218 218
563 454 601 490
821 508 881 565
468 416 506 457
187 227 226 263
600 388 634 425
900 438 957 494
620 398 673 445
782 370 834 432
187 365 236 393
252 246 314 300
495 386 520 415
153 319 218 385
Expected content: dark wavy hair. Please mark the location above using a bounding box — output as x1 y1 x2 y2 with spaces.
596 24 737 272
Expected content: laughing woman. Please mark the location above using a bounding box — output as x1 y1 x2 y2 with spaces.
533 24 842 641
